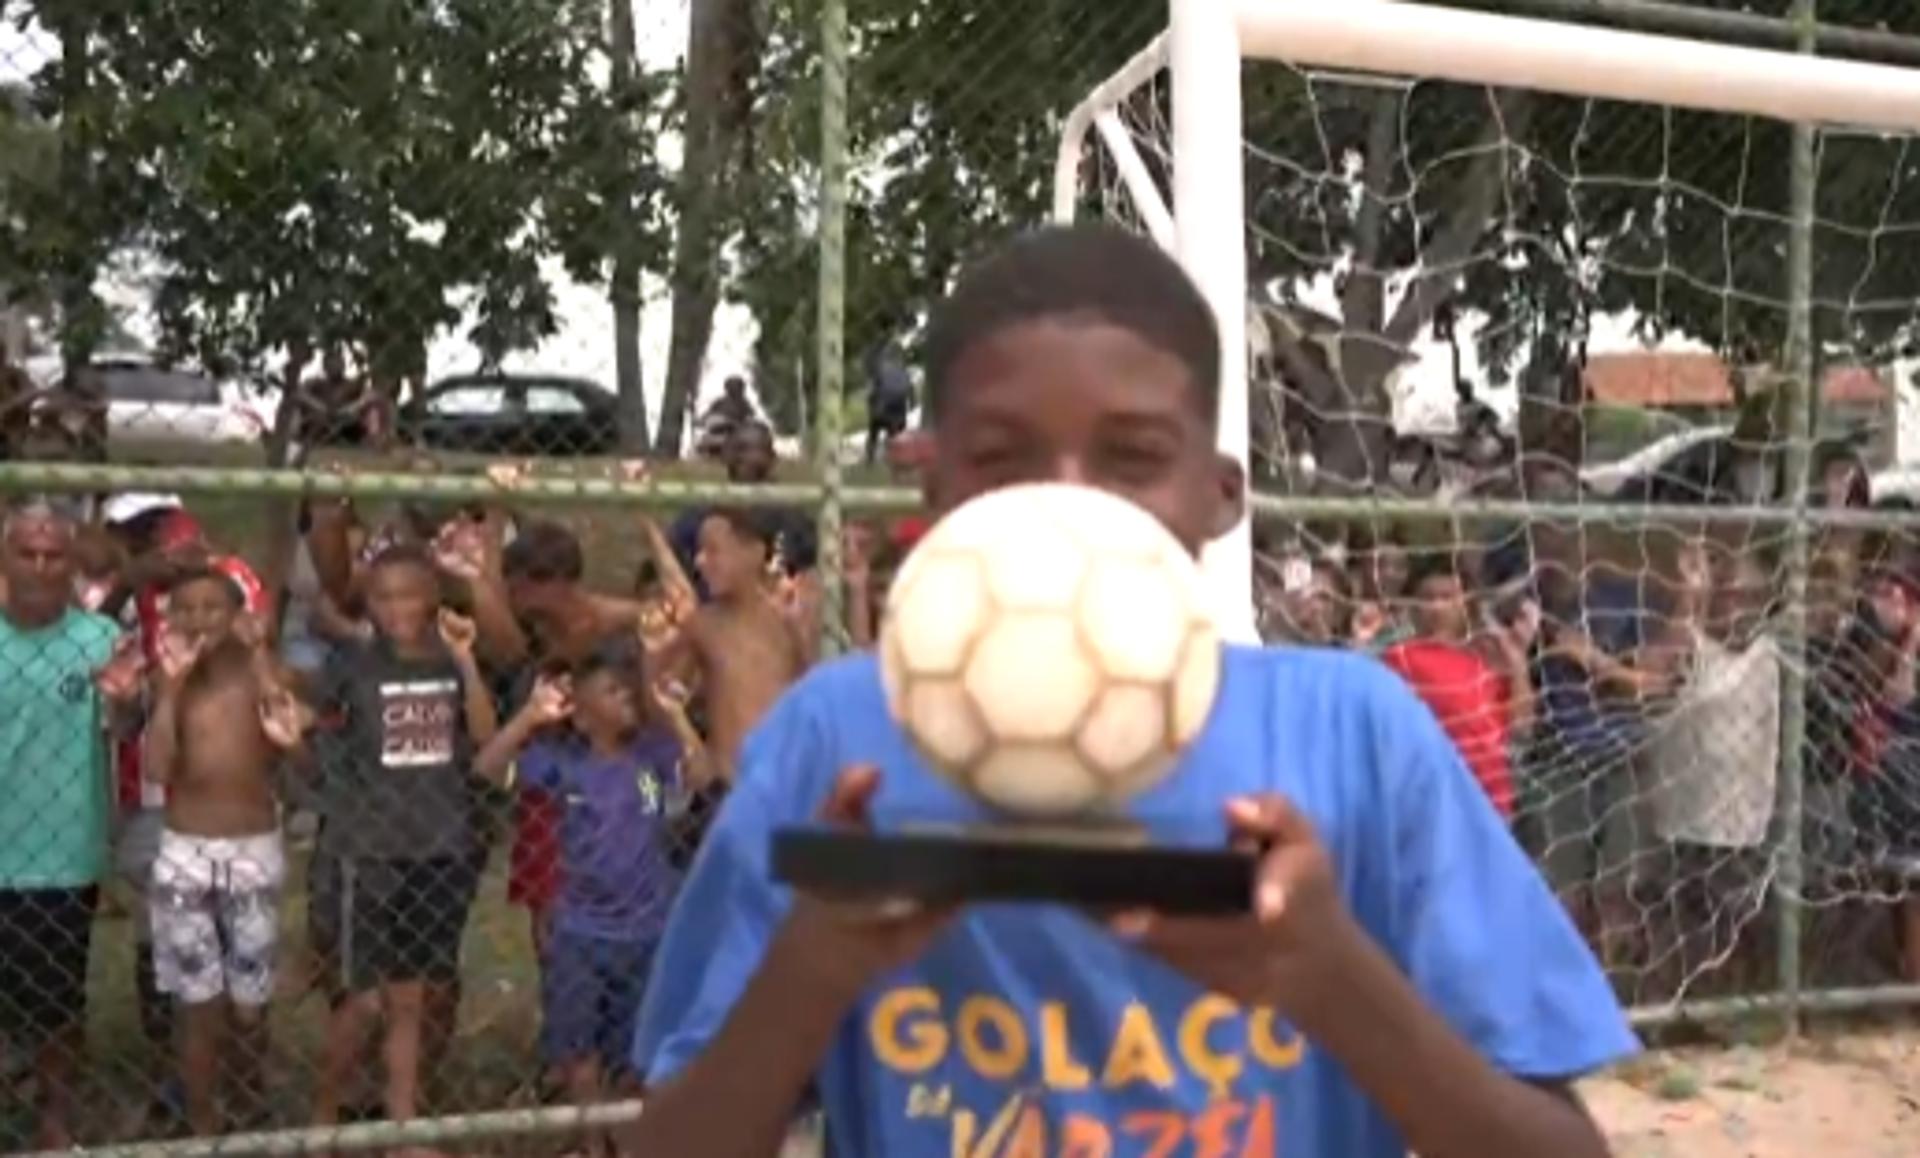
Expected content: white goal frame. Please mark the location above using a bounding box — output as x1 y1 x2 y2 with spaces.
1054 0 1920 643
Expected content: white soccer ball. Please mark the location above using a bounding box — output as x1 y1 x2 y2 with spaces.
878 482 1222 819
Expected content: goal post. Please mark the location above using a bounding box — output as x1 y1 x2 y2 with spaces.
1053 0 1920 644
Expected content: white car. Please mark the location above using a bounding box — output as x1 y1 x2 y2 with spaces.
1578 424 1732 497
26 355 281 447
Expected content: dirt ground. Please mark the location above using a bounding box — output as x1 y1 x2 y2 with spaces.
1582 1028 1920 1157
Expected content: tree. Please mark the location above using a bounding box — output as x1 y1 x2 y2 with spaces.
14 0 663 459
705 0 1920 491
655 0 762 455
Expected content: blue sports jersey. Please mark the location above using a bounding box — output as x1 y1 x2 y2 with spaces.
634 645 1638 1157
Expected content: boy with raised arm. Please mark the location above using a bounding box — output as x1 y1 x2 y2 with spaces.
627 227 1635 1158
474 648 688 1154
143 567 311 1135
652 508 809 780
308 544 498 1139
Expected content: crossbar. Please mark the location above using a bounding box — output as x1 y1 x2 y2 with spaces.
1234 0 1920 132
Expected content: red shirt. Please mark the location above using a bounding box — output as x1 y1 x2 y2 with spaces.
1382 639 1515 817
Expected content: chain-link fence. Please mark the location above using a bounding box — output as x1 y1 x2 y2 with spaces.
5 0 1920 1154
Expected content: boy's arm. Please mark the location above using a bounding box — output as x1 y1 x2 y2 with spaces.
639 512 699 613
456 649 499 747
305 499 359 606
438 610 500 746
473 712 541 786
474 689 567 786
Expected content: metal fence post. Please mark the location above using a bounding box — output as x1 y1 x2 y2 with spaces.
813 0 851 657
1774 0 1820 1040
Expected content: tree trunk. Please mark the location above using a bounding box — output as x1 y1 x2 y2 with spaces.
655 0 758 457
1298 90 1534 489
608 0 649 452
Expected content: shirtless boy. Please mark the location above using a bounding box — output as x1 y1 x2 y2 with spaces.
143 567 310 1135
655 508 809 779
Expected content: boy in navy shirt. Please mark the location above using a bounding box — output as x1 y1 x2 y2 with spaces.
629 225 1636 1158
476 646 683 1144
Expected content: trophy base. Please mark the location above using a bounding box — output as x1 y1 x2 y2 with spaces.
771 822 1254 913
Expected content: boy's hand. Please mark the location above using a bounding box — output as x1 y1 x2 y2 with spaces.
438 608 478 657
93 636 147 702
259 685 315 750
234 610 269 651
527 676 574 725
777 766 954 1001
433 521 489 582
155 629 202 687
1109 794 1353 1013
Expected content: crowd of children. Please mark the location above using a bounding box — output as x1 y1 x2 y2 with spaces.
0 426 861 1148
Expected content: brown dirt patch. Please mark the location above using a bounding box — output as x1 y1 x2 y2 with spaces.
1583 1030 1920 1157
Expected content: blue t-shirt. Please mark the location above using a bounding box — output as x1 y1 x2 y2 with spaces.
634 646 1638 1157
518 730 683 942
0 608 120 889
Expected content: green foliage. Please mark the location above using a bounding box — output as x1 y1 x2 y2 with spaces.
6 0 665 398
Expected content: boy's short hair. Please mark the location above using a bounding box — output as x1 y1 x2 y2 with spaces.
367 541 438 579
923 225 1220 426
167 565 245 606
503 521 584 584
1404 550 1465 595
573 639 643 686
703 507 772 552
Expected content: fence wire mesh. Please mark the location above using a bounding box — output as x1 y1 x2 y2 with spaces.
3 0 1920 1154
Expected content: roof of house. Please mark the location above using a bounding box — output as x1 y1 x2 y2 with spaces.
1584 351 1888 408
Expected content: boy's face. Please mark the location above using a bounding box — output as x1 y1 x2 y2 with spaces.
696 517 763 598
924 320 1241 555
168 577 240 644
1411 573 1470 641
366 560 438 643
573 669 638 736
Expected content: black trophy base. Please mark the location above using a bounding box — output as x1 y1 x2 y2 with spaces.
771 822 1255 914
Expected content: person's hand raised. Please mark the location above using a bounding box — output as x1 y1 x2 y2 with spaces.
526 676 574 726
154 629 202 688
259 685 315 750
93 635 148 702
437 608 478 658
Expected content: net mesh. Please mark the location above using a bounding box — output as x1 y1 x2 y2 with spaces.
3 0 1920 1151
1070 41 1920 1016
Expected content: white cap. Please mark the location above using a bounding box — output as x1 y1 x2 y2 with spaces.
101 492 184 525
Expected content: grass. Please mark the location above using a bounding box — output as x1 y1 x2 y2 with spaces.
2 832 545 1150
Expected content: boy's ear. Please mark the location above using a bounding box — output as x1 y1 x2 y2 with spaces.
1206 452 1247 542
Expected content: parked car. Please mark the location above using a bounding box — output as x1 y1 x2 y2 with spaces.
400 373 618 456
21 355 280 451
1583 422 1870 506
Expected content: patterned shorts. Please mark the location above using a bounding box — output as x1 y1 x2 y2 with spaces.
149 829 286 1007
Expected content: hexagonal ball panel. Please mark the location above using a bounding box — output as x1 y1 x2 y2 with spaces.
1170 626 1223 746
970 744 1102 818
1109 748 1178 802
888 551 989 678
903 677 989 776
961 613 1097 743
879 626 909 723
1075 683 1167 778
1077 559 1187 683
980 516 1089 612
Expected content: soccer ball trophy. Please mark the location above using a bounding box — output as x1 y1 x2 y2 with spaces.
772 483 1252 912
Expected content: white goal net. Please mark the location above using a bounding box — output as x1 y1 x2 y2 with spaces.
1057 0 1920 1014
